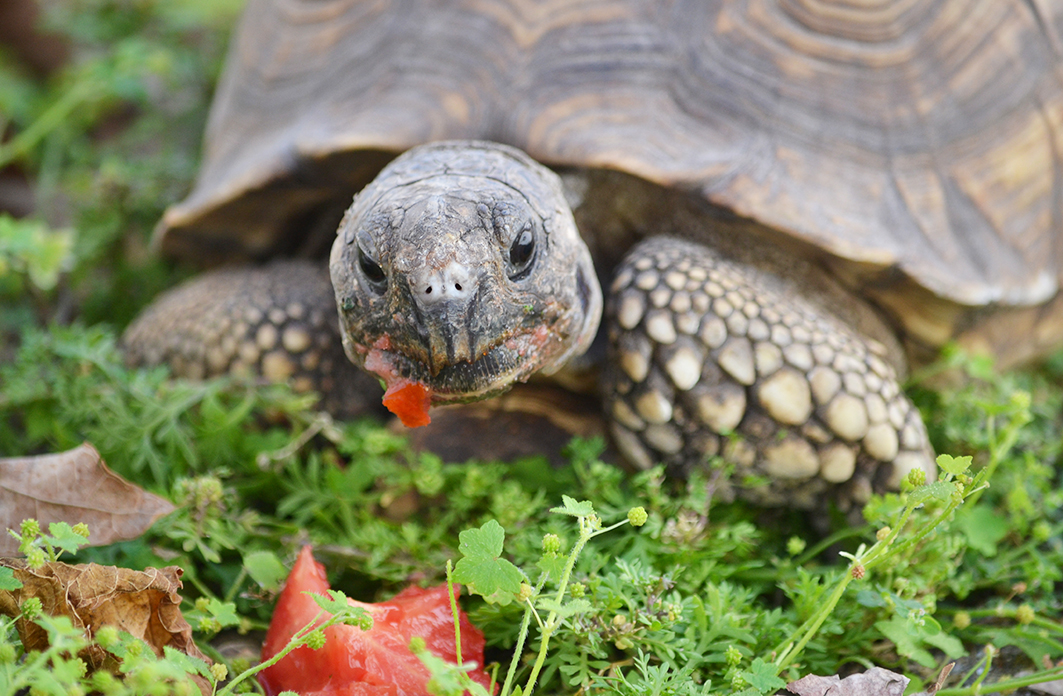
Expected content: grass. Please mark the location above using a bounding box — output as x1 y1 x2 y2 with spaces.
1 1 1061 694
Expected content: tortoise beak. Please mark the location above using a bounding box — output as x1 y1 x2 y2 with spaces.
416 298 480 374
405 257 484 373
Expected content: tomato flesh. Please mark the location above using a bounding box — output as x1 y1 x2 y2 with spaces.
259 547 492 696
381 380 433 428
363 338 433 428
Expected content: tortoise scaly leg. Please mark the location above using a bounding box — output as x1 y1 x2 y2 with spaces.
122 261 382 419
603 237 935 511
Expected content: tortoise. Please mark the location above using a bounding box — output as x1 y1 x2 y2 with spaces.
123 0 1063 510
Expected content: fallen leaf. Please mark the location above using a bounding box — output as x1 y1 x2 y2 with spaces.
0 558 211 691
787 666 909 695
918 662 954 695
0 443 174 554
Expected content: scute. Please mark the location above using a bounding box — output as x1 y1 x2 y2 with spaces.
156 0 1063 364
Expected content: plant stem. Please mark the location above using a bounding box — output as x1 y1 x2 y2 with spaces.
792 525 869 567
500 571 550 696
936 665 1063 696
522 516 593 696
775 476 967 671
446 561 463 666
217 611 327 696
774 568 854 672
499 598 536 696
222 567 247 604
0 80 96 169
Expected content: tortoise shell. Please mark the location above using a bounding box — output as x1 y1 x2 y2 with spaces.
156 0 1063 366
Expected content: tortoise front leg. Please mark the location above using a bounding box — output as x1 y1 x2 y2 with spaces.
603 237 935 511
122 261 383 419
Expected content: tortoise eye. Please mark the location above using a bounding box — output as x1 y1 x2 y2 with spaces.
358 246 387 291
508 226 536 280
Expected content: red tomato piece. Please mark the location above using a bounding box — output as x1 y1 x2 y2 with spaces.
381 380 433 428
259 547 493 696
363 338 434 428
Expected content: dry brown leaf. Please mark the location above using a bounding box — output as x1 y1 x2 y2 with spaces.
0 558 211 692
0 443 174 554
912 662 954 695
787 666 910 695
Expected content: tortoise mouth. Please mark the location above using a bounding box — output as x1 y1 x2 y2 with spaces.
360 325 557 403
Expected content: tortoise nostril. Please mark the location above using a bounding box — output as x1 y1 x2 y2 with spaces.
410 261 476 308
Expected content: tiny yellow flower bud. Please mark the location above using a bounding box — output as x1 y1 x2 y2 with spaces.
20 596 42 619
542 533 561 554
906 468 926 488
306 630 327 650
786 536 806 556
19 519 40 540
210 663 229 682
627 506 648 527
26 547 46 569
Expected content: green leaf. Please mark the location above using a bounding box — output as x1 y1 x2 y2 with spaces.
413 646 493 696
957 505 1008 557
244 550 288 591
875 616 944 668
740 657 786 692
46 522 87 556
921 626 965 658
0 566 22 591
0 215 74 291
313 589 353 615
536 598 592 619
936 454 973 476
451 520 523 605
162 645 213 681
309 590 372 629
550 495 595 518
854 589 887 608
908 481 956 506
984 627 1058 665
205 598 240 628
536 552 566 580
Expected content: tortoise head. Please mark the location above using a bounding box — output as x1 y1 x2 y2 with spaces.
330 140 602 405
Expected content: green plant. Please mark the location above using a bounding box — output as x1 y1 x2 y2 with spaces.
1 4 1061 691
1 519 377 696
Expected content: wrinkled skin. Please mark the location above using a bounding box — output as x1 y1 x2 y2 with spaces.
330 141 602 404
